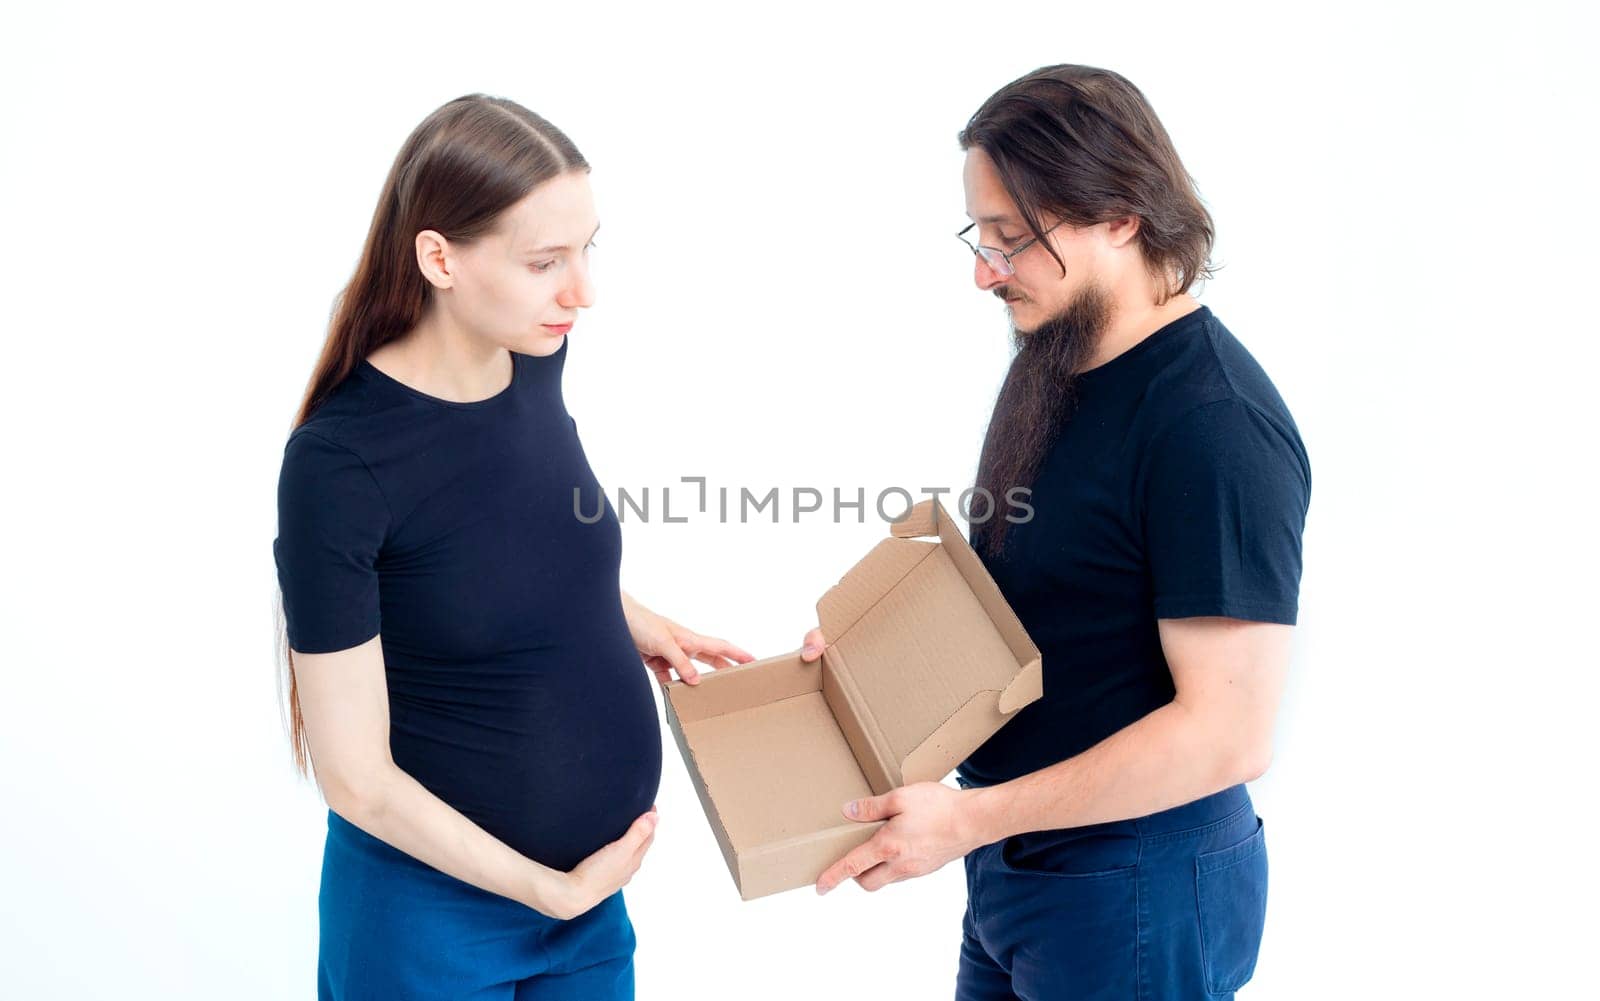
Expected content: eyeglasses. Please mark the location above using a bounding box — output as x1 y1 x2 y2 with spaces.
957 220 1063 278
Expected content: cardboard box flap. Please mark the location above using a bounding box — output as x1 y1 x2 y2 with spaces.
814 536 938 642
998 660 1044 714
888 500 941 539
927 499 1042 670
812 499 1043 788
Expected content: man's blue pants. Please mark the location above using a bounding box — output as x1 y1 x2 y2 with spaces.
957 783 1268 1000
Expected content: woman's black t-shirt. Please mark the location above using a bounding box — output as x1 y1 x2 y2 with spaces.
273 338 660 871
960 306 1311 788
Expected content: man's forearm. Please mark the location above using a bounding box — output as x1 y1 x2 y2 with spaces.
966 699 1268 844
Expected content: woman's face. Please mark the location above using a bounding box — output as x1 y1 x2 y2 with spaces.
426 170 600 357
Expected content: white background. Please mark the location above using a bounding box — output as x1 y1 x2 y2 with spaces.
2 1 1596 997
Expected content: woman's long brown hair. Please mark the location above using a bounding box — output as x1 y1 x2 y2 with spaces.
275 94 588 777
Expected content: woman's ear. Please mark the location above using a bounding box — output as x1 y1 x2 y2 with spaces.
414 229 455 290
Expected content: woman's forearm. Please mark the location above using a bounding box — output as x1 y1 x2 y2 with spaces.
968 699 1267 843
330 763 578 919
618 589 648 628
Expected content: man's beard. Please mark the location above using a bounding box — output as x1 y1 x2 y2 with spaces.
973 282 1113 559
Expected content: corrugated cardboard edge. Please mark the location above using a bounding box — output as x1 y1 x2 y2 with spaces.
998 660 1043 714
736 821 884 899
661 686 747 898
888 500 940 539
821 644 898 794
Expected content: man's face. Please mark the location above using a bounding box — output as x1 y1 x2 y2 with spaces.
962 147 1104 335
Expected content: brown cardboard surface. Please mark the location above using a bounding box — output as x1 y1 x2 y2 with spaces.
663 499 1042 899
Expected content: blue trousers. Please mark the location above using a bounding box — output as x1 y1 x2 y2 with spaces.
317 810 636 1000
957 784 1268 1000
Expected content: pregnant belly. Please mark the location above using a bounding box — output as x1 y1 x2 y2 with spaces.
386 636 663 872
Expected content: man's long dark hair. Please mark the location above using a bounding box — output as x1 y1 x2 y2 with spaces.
962 65 1216 558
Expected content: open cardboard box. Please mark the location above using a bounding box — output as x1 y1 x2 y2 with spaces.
662 499 1043 899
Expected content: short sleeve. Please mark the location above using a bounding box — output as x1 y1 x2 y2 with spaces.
1143 398 1310 624
273 430 390 653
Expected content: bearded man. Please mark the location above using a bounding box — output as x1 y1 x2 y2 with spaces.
806 64 1312 1001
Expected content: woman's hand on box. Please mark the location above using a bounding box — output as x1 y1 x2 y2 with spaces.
621 591 755 686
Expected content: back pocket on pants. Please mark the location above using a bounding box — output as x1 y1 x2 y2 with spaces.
1194 816 1268 995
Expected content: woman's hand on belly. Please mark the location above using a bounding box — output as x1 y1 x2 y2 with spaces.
549 806 659 919
620 590 755 685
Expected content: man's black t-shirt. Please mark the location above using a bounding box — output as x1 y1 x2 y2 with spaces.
959 305 1311 787
273 339 661 871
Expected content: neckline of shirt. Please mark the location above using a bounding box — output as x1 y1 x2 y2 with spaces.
1075 304 1211 385
357 340 564 410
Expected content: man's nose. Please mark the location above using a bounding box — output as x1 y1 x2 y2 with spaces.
974 254 1008 291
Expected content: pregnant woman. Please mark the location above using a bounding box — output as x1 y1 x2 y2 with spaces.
272 94 751 1000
